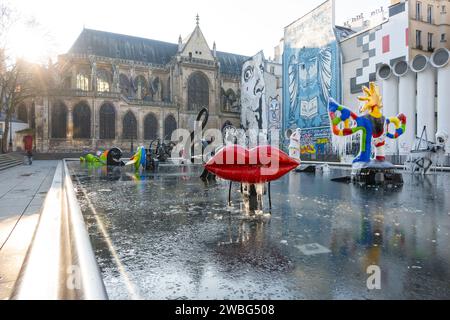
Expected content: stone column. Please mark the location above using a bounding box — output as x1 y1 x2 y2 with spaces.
43 97 49 152
67 104 73 141
116 104 121 144
71 66 77 89
138 107 144 145
112 63 120 93
92 99 98 150
89 56 97 92
160 110 164 140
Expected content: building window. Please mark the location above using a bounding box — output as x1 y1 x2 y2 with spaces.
119 74 131 97
427 5 433 23
416 30 422 48
416 1 422 19
441 33 447 42
122 111 137 140
76 73 89 91
134 75 149 100
164 114 177 140
99 103 116 139
428 33 433 50
442 5 446 14
144 113 158 140
97 70 111 92
17 103 28 123
187 72 209 111
73 102 91 139
51 101 67 139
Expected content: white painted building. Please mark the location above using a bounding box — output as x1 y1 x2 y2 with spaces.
341 0 450 156
0 116 30 152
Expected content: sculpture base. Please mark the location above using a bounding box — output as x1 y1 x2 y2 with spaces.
295 165 316 173
242 183 265 215
351 160 403 186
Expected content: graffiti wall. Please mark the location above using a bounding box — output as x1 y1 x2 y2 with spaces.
241 52 282 146
282 0 341 155
300 128 333 155
265 68 282 144
241 51 268 146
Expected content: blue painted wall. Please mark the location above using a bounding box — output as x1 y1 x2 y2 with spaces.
282 0 342 156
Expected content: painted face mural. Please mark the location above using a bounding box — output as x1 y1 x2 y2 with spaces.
290 45 334 130
241 52 267 146
282 0 341 155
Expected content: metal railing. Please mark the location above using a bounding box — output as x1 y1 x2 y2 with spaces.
12 160 107 300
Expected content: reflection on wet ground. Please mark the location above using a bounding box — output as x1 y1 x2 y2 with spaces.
69 162 450 300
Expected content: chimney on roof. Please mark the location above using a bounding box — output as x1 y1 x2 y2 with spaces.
213 41 216 58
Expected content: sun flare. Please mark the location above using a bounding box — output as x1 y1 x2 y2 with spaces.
8 24 50 64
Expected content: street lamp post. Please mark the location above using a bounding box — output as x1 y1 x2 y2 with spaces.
9 115 12 152
7 97 12 152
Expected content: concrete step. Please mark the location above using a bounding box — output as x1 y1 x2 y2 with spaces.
0 162 23 171
0 153 25 171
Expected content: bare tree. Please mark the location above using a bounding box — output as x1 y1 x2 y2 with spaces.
0 2 46 152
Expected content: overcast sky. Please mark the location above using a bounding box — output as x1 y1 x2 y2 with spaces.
7 0 390 62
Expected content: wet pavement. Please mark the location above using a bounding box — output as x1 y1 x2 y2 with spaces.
69 162 450 300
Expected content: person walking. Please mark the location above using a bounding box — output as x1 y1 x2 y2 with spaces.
23 134 33 165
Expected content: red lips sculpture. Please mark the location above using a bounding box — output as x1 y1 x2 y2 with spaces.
205 145 300 184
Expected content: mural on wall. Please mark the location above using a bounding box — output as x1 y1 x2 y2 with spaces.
268 95 281 131
300 128 332 155
282 0 341 155
241 51 268 146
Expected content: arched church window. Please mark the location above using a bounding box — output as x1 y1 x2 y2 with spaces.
97 69 111 92
17 103 28 123
134 75 149 100
144 113 158 140
122 111 137 140
99 103 116 139
51 101 67 138
119 74 131 97
226 89 236 103
187 72 209 111
76 73 89 91
73 102 91 139
164 114 177 140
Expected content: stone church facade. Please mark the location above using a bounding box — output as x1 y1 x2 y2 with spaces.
28 21 248 152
